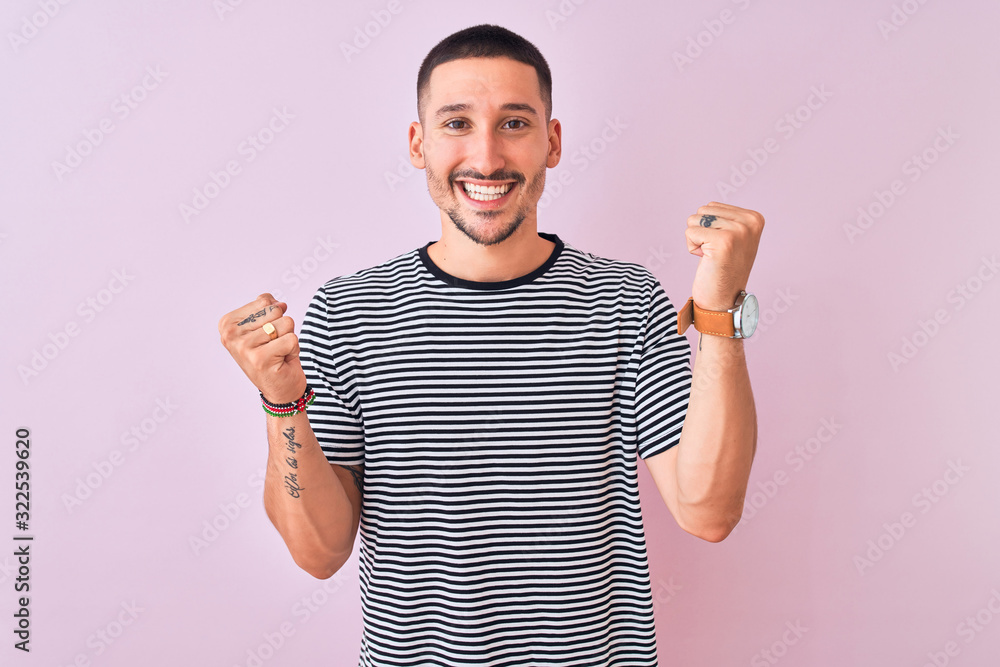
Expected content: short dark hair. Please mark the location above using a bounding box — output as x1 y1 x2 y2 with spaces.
417 24 552 123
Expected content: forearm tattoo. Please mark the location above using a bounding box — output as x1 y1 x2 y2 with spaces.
342 465 364 496
238 305 278 326
281 426 305 498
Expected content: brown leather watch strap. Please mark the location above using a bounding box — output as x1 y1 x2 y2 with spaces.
677 298 695 334
676 297 735 338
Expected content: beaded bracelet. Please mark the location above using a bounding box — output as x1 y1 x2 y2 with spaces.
260 386 315 417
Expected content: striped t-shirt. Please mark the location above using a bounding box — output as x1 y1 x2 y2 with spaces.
299 232 692 666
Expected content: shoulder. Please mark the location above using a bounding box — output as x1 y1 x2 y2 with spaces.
312 247 423 304
556 240 662 295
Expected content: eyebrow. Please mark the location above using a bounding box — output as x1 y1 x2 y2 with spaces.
433 102 539 120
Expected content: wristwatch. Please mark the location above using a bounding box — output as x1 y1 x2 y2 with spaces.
677 290 759 339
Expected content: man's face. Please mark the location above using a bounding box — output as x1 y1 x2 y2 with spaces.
410 57 560 246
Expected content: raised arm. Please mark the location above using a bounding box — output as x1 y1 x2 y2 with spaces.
219 293 362 578
645 202 763 542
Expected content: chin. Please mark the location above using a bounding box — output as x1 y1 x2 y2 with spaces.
448 209 526 247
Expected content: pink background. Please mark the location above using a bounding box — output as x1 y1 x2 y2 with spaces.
3 1 999 665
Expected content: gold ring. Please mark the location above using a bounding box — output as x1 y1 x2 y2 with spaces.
262 322 277 341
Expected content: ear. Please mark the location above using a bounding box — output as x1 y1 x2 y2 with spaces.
408 121 425 169
546 118 562 169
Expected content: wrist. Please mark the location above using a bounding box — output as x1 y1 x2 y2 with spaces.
259 377 308 405
697 300 733 312
693 288 744 312
261 385 315 418
678 291 758 339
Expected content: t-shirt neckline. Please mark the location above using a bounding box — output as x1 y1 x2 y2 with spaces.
418 232 564 291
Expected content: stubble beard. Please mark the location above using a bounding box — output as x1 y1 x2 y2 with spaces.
427 163 547 247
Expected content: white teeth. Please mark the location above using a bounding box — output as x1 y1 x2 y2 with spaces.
461 182 513 202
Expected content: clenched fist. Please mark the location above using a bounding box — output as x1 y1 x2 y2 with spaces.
218 293 307 404
685 202 765 311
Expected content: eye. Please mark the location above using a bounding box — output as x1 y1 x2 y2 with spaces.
445 120 467 130
504 119 527 130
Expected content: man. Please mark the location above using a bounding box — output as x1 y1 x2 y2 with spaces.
219 24 762 666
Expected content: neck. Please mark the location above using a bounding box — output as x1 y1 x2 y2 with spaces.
427 217 555 283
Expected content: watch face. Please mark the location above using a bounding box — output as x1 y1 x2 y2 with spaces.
739 293 759 337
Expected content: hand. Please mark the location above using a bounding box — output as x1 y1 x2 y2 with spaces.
218 293 307 404
685 202 765 311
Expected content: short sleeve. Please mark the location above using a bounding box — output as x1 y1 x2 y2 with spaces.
633 282 692 459
298 285 366 466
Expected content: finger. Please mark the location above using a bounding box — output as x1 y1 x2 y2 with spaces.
222 293 278 324
258 315 295 346
697 202 765 230
271 331 299 362
685 226 706 257
686 225 737 257
233 299 286 330
219 297 287 347
283 332 301 365
687 212 729 229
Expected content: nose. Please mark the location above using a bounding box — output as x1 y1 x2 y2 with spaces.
467 128 506 178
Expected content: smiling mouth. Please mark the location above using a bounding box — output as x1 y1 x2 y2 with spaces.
457 181 516 202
